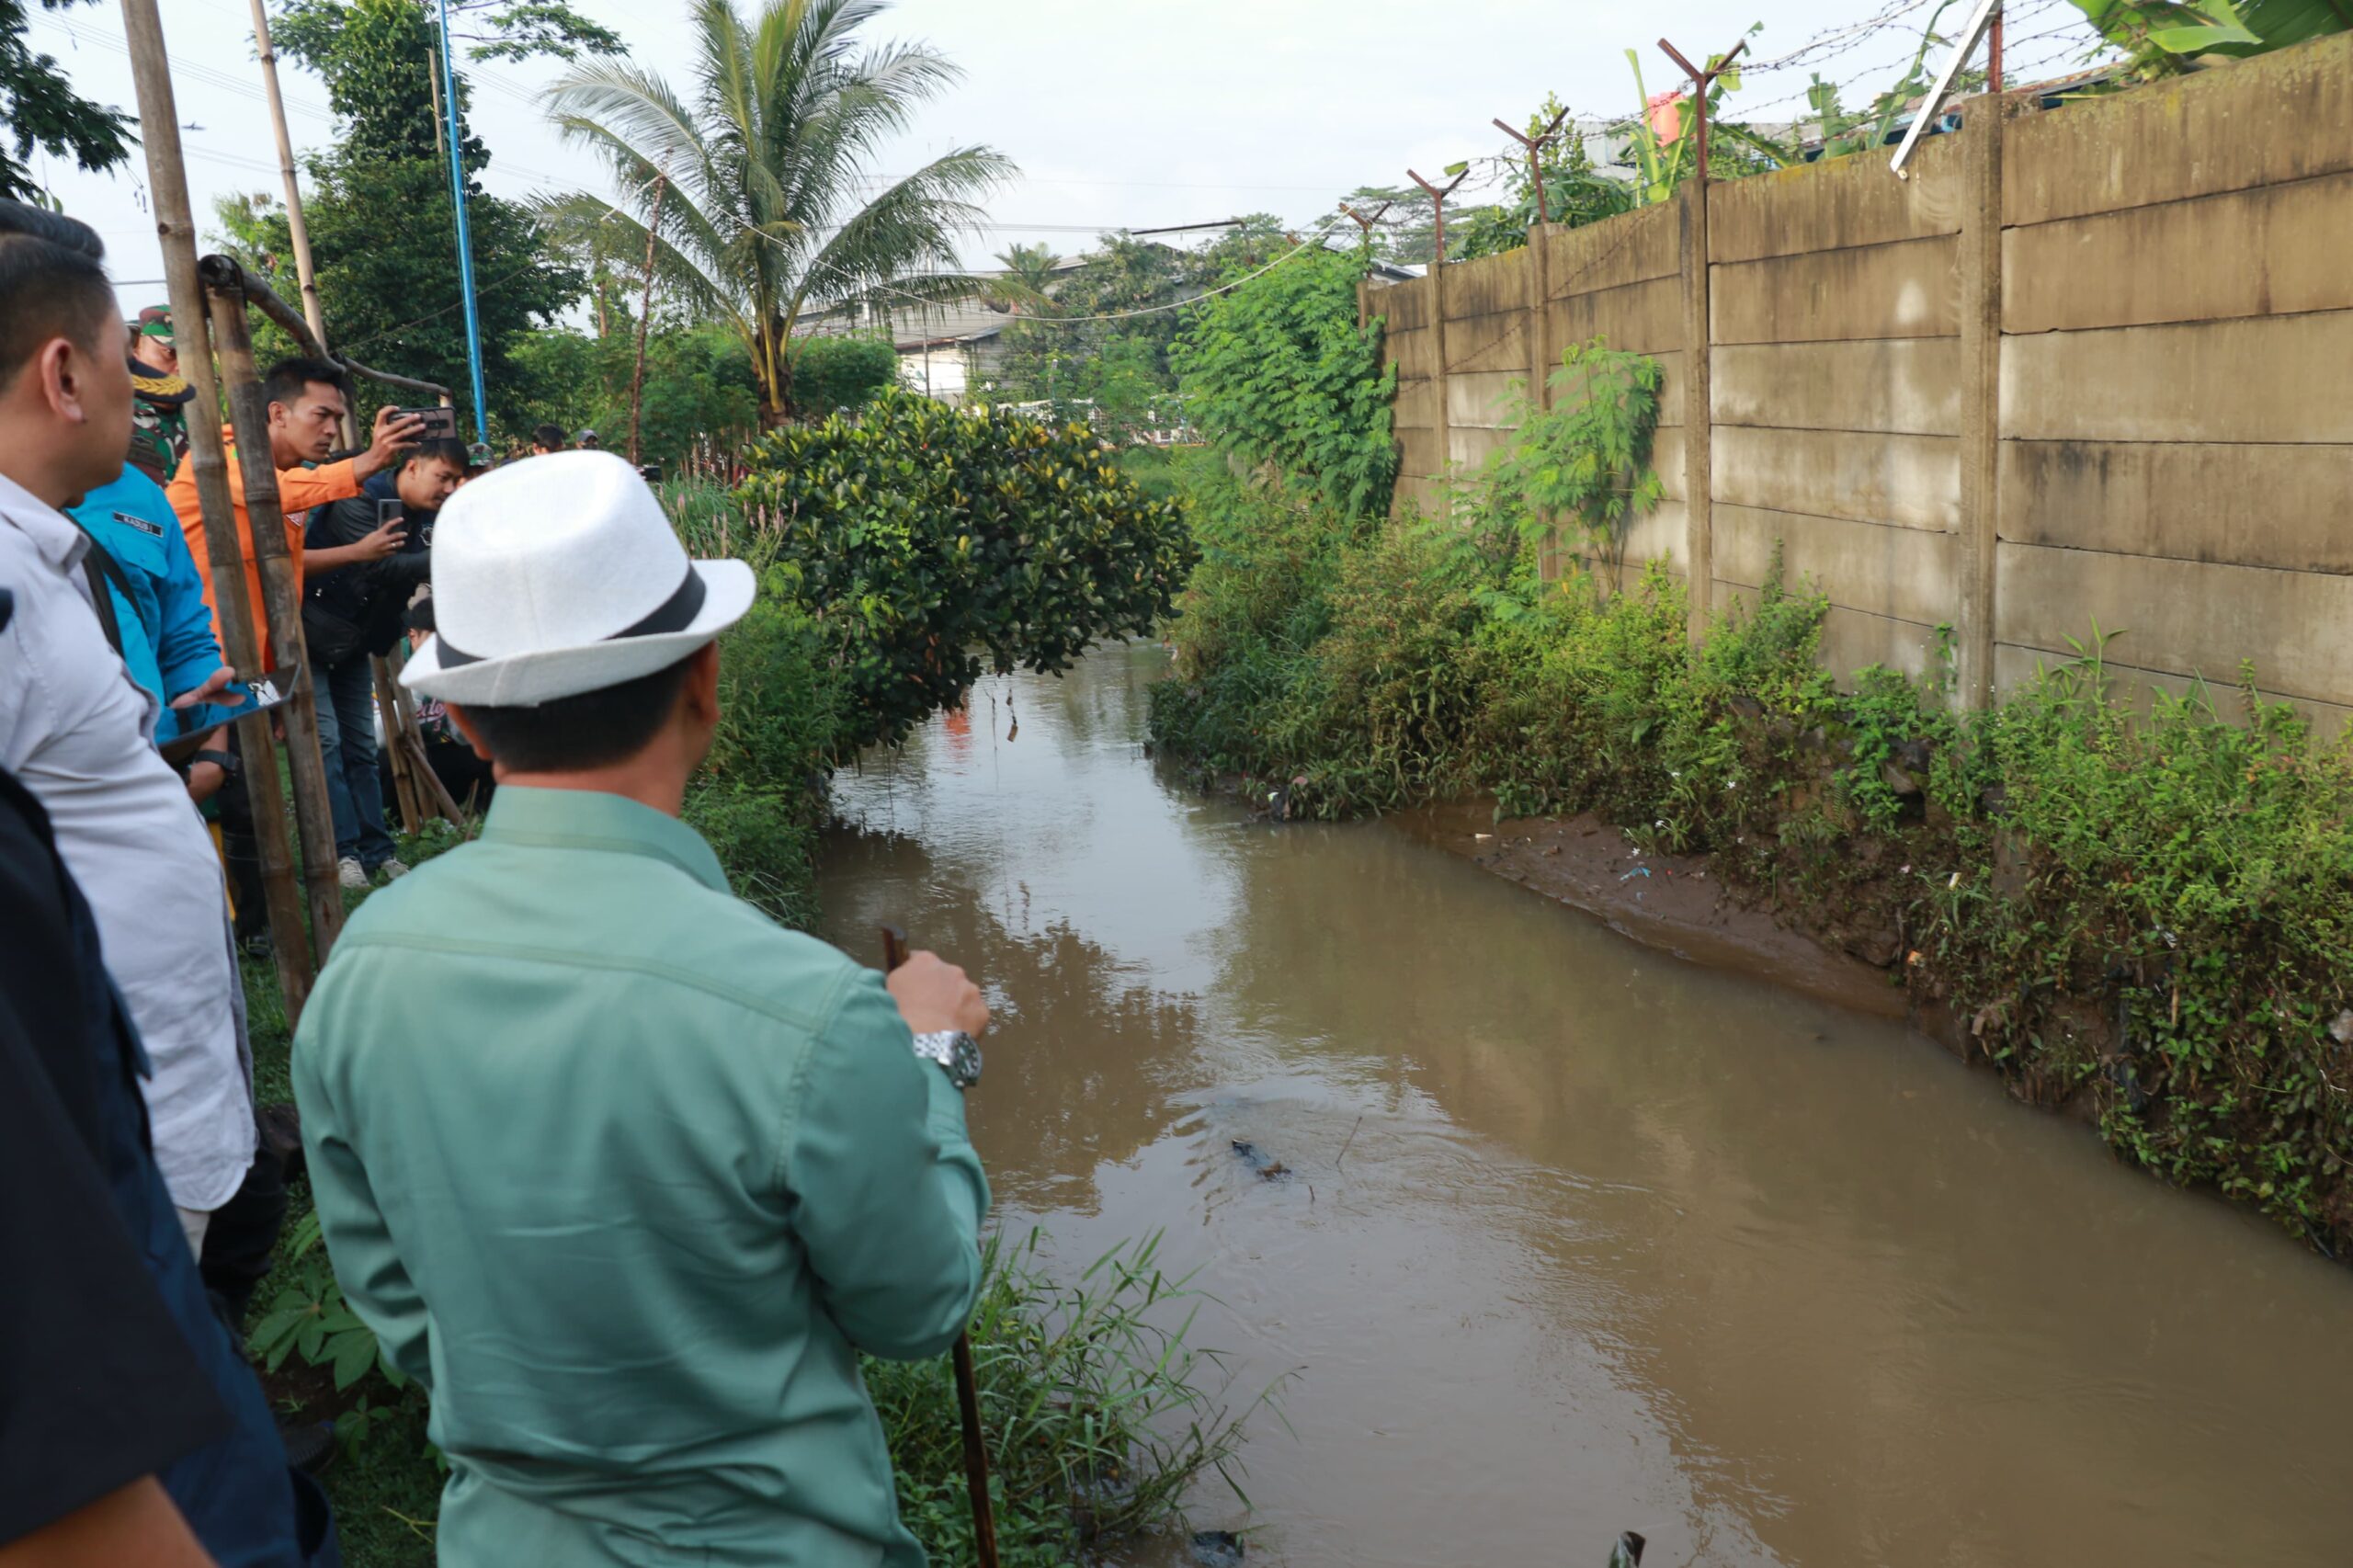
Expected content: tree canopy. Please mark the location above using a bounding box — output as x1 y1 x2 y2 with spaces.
542 0 1014 424
0 0 131 204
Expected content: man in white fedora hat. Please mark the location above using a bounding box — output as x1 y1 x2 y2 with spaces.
290 449 995 1568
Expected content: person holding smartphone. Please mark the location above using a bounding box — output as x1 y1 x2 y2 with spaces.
302 437 464 888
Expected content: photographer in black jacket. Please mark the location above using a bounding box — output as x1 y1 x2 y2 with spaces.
303 437 463 887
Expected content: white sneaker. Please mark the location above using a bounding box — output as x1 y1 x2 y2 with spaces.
376 858 410 881
337 857 369 891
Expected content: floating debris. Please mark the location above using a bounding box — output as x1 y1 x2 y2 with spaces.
1191 1529 1245 1567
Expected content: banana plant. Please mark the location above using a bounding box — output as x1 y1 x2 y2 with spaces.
2065 0 2344 74
1620 26 1794 205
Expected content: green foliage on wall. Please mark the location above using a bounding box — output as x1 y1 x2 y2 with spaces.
1173 247 1397 518
1480 336 1665 585
735 388 1197 751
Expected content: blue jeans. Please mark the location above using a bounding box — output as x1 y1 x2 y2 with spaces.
312 653 396 869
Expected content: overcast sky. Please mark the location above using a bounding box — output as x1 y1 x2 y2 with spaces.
27 0 2097 320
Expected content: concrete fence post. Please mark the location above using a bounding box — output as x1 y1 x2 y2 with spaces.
1528 222 1557 577
1955 94 2007 710
1430 265 1451 518
1678 180 1714 642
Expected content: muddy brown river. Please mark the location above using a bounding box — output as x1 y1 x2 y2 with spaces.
817 642 2353 1568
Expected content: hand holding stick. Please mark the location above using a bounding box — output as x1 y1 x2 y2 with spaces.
880 925 1000 1568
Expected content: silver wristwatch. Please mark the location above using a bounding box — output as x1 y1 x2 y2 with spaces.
912 1029 983 1090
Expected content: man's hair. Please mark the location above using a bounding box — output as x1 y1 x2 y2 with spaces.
263 356 351 411
406 437 469 472
0 200 115 384
531 423 565 450
451 653 696 772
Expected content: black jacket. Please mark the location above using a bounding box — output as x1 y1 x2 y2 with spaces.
303 471 432 664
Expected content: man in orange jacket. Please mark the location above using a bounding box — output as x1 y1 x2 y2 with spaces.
165 356 424 670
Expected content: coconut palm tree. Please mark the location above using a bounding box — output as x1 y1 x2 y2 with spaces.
984 241 1063 316
542 0 1014 424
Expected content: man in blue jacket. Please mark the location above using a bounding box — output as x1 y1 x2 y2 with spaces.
69 464 237 792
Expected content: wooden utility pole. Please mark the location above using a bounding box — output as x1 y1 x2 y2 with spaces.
120 0 320 1013
627 167 669 466
202 257 349 961
246 0 329 355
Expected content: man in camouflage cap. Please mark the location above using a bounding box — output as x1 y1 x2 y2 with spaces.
126 304 194 484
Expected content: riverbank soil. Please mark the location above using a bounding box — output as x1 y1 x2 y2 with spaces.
1396 801 1905 1023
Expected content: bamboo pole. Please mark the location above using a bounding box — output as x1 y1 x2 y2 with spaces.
201 256 347 961
119 0 318 1015
246 0 328 354
374 654 426 835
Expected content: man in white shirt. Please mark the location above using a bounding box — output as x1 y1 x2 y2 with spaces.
0 203 255 1254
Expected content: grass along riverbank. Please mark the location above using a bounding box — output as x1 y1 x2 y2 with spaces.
1147 460 2353 1258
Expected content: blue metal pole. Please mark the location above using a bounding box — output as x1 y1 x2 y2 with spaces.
436 0 489 443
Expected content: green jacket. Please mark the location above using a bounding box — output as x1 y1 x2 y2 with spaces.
292 786 989 1567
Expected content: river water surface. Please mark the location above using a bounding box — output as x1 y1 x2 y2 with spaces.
816 642 2353 1568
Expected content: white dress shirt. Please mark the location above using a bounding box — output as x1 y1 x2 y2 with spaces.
0 472 254 1211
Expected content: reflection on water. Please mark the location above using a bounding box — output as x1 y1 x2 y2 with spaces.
818 642 2353 1568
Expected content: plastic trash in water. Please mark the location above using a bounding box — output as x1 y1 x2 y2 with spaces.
1607 1531 1646 1567
1619 866 1652 882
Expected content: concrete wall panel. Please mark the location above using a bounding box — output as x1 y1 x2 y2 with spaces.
1447 370 1523 431
1443 251 1529 320
1546 276 1683 357
1995 540 2353 708
1371 278 1432 332
1386 327 1438 380
1446 311 1532 375
2005 170 2353 333
1392 473 1445 517
1716 505 1958 627
1395 426 1443 480
2005 31 2353 227
2002 311 2353 442
1543 202 1681 296
1618 500 1685 569
1711 338 1961 436
2000 439 2353 574
1713 426 1961 531
1711 235 1959 345
1711 132 1965 263
1392 377 1438 431
1994 642 2353 735
1449 426 1513 472
1654 427 1686 501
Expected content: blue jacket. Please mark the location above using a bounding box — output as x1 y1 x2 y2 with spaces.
69 467 230 743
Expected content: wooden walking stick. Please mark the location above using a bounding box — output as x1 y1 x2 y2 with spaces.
880 924 1000 1568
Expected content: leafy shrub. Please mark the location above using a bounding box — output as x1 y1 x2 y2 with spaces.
1173 247 1396 517
1483 337 1665 586
789 334 901 418
737 388 1196 750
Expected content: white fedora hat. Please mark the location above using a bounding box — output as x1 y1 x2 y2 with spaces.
400 449 754 707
